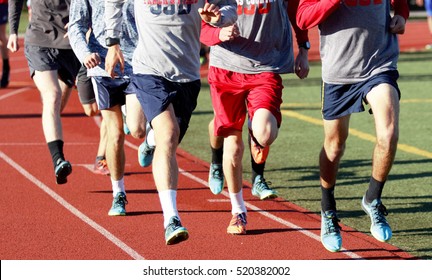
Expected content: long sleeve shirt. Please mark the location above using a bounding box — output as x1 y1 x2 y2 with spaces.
8 0 72 49
296 0 410 84
105 0 238 83
200 0 308 74
68 0 137 77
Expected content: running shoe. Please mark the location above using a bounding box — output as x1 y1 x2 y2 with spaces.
165 216 189 245
93 158 110 175
138 124 155 167
249 134 269 164
108 192 128 216
55 159 72 185
320 210 342 252
361 195 392 242
227 212 247 235
251 175 277 200
208 163 224 195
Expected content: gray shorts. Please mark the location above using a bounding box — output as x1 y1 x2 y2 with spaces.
25 44 81 88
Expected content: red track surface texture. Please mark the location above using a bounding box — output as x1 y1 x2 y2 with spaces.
0 20 429 260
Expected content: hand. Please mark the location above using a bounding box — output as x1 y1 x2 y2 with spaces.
415 0 424 7
219 24 239 42
198 3 221 24
389 15 406 35
84 53 101 69
64 23 69 38
7 34 19 53
105 44 124 78
294 48 310 79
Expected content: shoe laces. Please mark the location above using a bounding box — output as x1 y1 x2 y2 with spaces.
142 140 155 155
114 193 128 207
371 203 389 225
254 177 272 192
97 159 107 169
324 212 341 234
211 165 223 180
168 217 182 230
230 213 247 226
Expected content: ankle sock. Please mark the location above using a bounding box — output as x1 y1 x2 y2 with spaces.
321 185 336 212
47 140 65 168
365 177 385 203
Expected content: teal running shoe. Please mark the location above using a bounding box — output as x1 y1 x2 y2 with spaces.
321 210 342 252
55 159 72 185
122 109 130 135
251 175 277 200
361 195 392 242
138 123 155 167
165 216 189 245
108 192 128 216
208 163 224 194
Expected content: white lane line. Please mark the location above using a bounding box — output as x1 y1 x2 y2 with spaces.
0 150 145 260
181 168 363 259
0 87 32 101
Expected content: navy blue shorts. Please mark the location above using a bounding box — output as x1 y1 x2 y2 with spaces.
25 44 81 88
322 70 400 120
126 74 200 143
76 65 95 105
0 4 7 25
92 76 128 110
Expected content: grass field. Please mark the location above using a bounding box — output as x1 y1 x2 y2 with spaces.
180 51 432 260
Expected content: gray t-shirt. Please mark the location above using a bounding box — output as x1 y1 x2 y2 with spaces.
210 0 295 74
319 1 399 84
105 0 238 83
9 0 72 49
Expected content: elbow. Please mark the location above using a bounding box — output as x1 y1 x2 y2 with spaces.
296 11 309 30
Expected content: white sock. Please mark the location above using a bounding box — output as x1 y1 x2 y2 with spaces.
158 189 179 228
111 177 125 197
229 189 247 215
121 104 127 116
146 128 155 147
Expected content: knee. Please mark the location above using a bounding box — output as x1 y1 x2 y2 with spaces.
377 130 399 152
324 140 346 162
128 123 146 139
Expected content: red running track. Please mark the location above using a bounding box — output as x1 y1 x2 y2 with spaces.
1 19 429 260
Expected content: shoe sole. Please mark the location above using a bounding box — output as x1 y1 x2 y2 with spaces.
108 211 126 216
227 228 247 235
260 193 278 200
56 162 72 185
166 230 189 245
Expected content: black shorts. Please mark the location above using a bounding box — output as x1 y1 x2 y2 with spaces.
76 64 96 105
25 44 81 88
126 74 200 143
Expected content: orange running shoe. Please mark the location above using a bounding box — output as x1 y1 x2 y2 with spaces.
250 138 269 164
94 158 110 175
227 213 247 235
